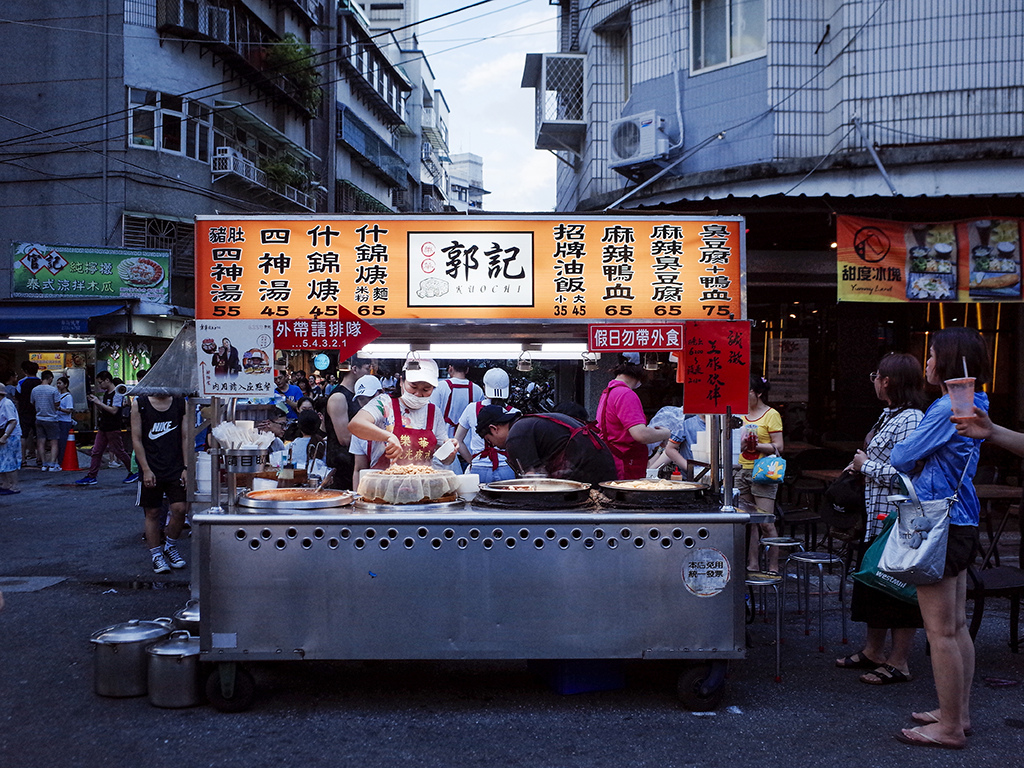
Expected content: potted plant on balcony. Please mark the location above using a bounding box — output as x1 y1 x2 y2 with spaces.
259 155 311 192
264 33 322 114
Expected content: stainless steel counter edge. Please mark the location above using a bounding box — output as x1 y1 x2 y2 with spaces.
194 509 759 526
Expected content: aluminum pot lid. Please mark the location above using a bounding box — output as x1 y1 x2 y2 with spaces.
147 630 200 657
174 600 200 622
90 618 172 644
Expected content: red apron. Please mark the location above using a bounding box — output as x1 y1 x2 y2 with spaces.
371 398 439 469
470 401 511 470
442 379 476 429
597 381 648 480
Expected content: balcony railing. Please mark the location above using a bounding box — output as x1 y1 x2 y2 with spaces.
421 106 448 150
211 147 314 211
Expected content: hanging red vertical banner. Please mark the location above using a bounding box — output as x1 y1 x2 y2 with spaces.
681 321 750 414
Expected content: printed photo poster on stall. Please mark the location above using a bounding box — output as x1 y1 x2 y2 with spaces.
194 215 745 322
196 319 274 397
272 305 380 353
837 215 1024 303
681 321 750 414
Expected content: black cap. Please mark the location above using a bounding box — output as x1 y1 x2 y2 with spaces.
475 404 518 438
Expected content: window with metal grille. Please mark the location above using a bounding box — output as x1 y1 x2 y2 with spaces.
123 214 195 278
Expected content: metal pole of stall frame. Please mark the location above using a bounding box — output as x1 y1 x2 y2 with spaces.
225 398 238 514
721 407 735 512
709 415 721 496
209 396 223 513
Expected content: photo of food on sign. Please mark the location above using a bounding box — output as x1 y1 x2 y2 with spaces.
195 320 275 397
904 223 957 301
968 219 1021 299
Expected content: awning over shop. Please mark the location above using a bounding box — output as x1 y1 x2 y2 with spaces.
0 302 128 334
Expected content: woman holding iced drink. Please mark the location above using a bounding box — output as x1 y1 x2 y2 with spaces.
888 327 988 750
736 375 784 573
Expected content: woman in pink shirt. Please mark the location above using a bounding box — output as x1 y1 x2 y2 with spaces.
596 360 670 480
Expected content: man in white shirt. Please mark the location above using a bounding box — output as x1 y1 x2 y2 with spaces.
430 363 483 439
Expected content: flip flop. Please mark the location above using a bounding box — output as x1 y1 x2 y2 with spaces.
861 663 911 685
835 651 881 670
911 711 973 736
894 727 965 750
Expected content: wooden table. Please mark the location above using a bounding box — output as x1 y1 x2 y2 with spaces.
801 468 845 484
975 484 1022 567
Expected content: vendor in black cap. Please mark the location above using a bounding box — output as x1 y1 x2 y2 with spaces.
475 405 616 487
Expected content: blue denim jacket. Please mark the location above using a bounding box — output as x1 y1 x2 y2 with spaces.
890 391 987 527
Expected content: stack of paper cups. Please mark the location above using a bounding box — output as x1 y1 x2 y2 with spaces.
196 452 212 494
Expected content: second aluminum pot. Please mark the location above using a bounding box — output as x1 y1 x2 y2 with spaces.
147 630 202 708
90 618 173 697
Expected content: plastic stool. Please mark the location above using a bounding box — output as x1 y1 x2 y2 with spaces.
786 551 847 652
745 572 783 682
759 536 805 573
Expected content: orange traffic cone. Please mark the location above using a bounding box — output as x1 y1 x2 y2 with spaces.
62 429 81 471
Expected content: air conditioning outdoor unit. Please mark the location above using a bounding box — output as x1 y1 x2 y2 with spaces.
608 110 671 169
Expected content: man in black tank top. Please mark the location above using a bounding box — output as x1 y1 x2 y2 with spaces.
131 394 189 574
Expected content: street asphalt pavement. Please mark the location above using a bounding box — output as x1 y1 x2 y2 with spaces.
1 459 1022 767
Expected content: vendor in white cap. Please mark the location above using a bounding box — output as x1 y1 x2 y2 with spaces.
348 357 457 470
454 367 519 483
348 374 383 488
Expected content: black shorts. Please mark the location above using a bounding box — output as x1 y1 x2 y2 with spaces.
136 477 187 509
944 524 980 578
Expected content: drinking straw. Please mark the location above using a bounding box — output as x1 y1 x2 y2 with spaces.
962 356 969 377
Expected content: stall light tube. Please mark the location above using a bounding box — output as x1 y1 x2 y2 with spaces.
360 343 411 359
429 343 523 357
540 343 589 354
9 335 90 342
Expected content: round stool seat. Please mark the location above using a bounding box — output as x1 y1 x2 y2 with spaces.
762 537 804 548
789 551 843 565
745 572 784 586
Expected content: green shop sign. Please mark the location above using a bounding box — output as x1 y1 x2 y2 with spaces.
12 242 170 302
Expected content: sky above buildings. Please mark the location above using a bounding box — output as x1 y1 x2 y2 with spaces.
417 0 558 212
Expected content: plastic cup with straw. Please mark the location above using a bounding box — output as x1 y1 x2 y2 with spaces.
945 356 976 417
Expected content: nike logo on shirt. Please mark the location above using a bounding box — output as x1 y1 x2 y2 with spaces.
148 421 178 440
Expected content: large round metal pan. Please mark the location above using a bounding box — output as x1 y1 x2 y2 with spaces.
480 478 592 505
598 479 708 506
239 488 355 512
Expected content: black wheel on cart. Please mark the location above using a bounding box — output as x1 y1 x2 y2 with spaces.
676 663 726 711
206 663 256 713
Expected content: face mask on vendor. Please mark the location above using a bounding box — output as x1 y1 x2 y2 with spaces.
399 380 434 410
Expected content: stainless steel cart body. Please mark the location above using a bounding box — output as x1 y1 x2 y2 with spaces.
196 505 750 663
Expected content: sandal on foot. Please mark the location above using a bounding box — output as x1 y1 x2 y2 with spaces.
894 727 965 750
861 664 911 685
835 651 881 670
911 711 973 736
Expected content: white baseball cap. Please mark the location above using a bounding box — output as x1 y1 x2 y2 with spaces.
403 357 439 388
482 367 510 399
354 375 383 399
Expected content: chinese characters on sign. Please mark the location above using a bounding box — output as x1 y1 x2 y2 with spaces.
588 323 684 352
272 306 381 354
195 216 745 321
196 320 274 398
12 242 170 302
682 321 750 414
837 215 1024 303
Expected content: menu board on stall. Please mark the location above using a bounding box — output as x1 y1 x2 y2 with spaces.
681 321 750 414
29 352 65 371
195 319 275 397
194 216 745 321
767 338 809 403
12 242 170 302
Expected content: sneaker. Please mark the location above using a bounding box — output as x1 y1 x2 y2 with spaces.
152 552 171 574
108 460 122 468
74 476 98 486
50 464 63 472
123 472 140 484
163 546 186 569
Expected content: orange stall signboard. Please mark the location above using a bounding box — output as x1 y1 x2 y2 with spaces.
195 215 746 322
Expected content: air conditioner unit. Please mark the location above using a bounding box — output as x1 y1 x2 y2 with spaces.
608 110 670 169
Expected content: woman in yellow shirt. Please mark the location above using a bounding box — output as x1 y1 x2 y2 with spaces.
736 376 784 573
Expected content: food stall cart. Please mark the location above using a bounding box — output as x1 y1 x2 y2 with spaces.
186 214 755 711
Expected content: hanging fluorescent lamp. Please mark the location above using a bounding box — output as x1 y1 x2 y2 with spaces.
428 343 523 358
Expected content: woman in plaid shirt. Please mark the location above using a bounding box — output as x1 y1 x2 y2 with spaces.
836 352 926 686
